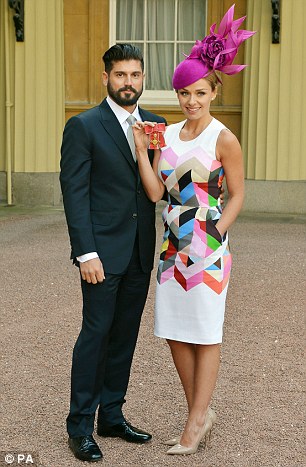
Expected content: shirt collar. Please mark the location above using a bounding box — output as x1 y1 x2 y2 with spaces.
106 96 141 124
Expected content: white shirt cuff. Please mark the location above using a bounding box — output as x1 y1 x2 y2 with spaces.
77 252 99 263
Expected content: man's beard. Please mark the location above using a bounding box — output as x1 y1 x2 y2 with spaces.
107 82 143 106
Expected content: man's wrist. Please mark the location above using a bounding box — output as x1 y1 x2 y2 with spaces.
77 252 99 263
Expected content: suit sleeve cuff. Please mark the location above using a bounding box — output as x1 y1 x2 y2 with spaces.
76 252 99 263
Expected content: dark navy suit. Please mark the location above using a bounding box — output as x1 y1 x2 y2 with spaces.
60 98 166 437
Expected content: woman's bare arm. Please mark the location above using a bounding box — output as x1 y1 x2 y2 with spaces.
133 122 165 202
215 129 244 236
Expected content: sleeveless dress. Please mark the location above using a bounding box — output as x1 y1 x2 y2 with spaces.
155 118 232 344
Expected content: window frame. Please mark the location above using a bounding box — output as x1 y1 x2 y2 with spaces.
109 0 207 106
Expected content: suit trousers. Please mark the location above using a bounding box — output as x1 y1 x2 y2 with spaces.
66 239 151 437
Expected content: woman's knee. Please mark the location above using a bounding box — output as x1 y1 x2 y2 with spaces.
166 339 194 351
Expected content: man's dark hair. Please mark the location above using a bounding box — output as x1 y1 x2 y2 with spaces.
102 44 144 73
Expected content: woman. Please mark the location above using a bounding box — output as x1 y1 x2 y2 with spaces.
133 5 255 456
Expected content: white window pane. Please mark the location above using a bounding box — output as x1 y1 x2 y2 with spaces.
177 0 206 41
130 42 144 54
177 42 193 64
113 0 207 94
147 0 175 40
116 0 144 41
146 44 174 90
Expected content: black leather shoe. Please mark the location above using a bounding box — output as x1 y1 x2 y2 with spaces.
68 435 103 462
97 421 152 444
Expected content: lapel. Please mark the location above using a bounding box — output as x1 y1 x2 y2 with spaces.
139 107 155 123
98 99 136 172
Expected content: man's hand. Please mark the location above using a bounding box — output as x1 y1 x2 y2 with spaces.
80 258 105 284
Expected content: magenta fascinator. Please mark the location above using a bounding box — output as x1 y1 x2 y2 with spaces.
172 4 256 90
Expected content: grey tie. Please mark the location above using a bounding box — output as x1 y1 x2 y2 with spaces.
126 115 137 161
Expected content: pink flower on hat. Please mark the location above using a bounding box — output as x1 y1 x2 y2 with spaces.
172 4 256 89
189 36 227 69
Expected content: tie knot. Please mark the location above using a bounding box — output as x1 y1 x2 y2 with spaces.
126 115 136 126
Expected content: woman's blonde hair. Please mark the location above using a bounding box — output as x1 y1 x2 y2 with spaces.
204 72 220 91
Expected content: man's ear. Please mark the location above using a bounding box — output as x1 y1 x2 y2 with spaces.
102 71 108 86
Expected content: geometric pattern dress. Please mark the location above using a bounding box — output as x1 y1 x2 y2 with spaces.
155 118 232 344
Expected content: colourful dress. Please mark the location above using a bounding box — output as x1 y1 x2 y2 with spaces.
155 118 232 344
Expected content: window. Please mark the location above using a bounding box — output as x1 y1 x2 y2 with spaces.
109 0 207 105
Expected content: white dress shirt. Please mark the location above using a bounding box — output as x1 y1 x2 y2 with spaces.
77 97 142 263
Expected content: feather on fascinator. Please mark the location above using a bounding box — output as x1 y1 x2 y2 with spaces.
172 4 256 90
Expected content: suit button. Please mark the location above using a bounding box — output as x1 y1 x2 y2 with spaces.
137 190 141 194
132 213 137 219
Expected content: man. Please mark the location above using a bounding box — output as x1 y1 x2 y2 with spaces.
60 44 166 462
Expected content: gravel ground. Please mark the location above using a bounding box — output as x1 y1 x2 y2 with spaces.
0 205 305 467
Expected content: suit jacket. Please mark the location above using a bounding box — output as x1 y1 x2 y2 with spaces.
60 98 166 274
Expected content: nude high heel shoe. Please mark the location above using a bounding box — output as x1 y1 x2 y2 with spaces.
164 407 216 446
166 409 216 455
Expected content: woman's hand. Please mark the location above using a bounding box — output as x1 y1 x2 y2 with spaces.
219 185 225 205
132 121 155 154
132 121 165 202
